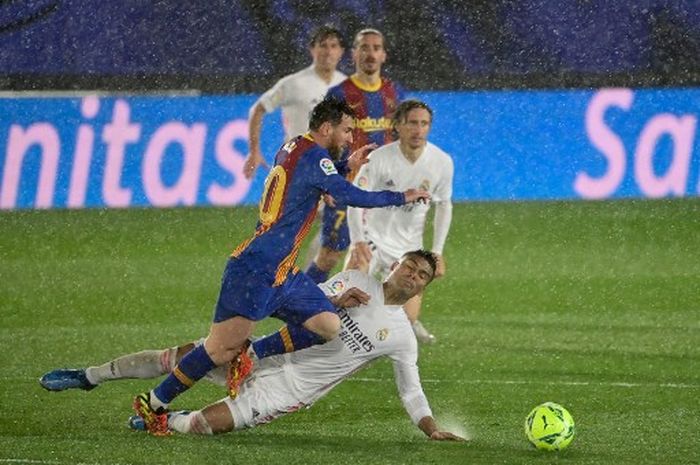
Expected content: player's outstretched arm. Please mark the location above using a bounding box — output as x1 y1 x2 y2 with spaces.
322 175 404 208
318 160 428 209
403 188 431 204
244 103 270 179
393 354 465 442
418 416 467 442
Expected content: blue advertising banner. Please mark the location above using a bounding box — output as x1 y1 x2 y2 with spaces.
1 88 699 210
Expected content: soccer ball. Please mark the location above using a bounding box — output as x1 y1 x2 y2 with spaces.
524 402 575 451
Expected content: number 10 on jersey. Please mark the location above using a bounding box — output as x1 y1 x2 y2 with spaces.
259 166 287 226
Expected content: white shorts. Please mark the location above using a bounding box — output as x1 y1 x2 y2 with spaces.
223 356 308 430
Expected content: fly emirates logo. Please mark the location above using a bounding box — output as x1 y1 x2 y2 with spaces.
338 309 375 353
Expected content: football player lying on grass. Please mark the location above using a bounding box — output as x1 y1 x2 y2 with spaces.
40 250 465 441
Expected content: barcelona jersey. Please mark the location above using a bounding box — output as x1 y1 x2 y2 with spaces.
326 75 404 154
231 134 404 286
318 76 404 252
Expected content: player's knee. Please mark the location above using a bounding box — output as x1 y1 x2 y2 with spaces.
304 312 341 341
203 338 241 365
200 403 235 434
205 317 255 365
205 345 238 366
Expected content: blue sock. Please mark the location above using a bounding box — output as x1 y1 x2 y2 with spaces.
306 262 330 284
252 325 325 359
153 344 216 405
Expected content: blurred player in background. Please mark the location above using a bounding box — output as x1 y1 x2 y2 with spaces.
347 100 454 344
41 251 464 442
129 97 431 435
244 24 346 179
306 28 405 286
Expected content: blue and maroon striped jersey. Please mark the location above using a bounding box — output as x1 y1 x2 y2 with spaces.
232 134 405 285
326 75 404 153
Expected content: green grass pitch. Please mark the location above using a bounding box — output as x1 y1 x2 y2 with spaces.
1 199 698 465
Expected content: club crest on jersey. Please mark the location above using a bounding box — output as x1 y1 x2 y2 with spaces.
320 158 338 176
329 279 345 294
376 328 389 341
419 179 431 191
358 176 368 188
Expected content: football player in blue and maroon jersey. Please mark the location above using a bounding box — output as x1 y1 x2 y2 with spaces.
306 29 405 286
132 97 430 436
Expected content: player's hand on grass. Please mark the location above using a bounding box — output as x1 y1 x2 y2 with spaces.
330 287 370 308
243 150 269 179
429 431 467 442
403 189 431 204
347 143 378 172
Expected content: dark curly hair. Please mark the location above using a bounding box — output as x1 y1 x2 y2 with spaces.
309 97 356 131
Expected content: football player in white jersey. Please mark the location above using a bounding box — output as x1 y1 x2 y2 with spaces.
347 100 454 344
40 251 465 441
244 25 347 179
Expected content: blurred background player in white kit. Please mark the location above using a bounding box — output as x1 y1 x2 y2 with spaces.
347 100 453 344
244 24 346 179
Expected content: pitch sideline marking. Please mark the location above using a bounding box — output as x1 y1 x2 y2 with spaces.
0 460 129 465
349 377 700 389
6 376 698 390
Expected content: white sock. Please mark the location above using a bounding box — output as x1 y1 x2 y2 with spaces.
247 342 259 362
148 389 169 410
85 347 178 385
169 411 213 435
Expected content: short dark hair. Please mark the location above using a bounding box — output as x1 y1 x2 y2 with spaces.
393 99 433 127
310 24 344 48
308 97 356 131
402 249 438 281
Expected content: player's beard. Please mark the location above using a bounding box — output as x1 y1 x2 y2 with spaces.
360 56 383 76
327 143 344 160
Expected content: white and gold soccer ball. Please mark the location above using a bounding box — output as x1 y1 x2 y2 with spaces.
524 402 575 451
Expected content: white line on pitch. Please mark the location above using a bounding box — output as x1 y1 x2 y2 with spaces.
348 377 700 389
8 376 698 390
0 461 60 464
0 459 129 465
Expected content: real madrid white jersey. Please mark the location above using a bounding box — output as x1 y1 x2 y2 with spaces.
348 141 454 259
251 269 432 424
257 65 346 141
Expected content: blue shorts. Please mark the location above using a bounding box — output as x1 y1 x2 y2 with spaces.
213 258 336 324
321 205 350 251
